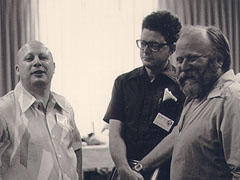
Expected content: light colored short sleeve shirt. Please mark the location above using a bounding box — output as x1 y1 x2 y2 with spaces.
171 70 240 180
0 82 81 180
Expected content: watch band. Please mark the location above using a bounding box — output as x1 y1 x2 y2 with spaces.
133 163 143 172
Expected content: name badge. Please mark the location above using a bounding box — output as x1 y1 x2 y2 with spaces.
153 113 174 132
56 113 69 129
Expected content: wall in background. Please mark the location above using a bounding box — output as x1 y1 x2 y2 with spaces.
38 0 160 135
2 0 238 136
159 0 240 72
0 0 39 96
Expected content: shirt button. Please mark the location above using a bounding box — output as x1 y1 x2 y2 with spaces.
58 154 62 158
52 135 55 138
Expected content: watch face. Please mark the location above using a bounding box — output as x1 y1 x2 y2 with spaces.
134 163 143 172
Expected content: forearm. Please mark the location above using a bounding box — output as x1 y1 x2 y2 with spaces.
109 129 130 171
109 120 144 180
140 126 178 171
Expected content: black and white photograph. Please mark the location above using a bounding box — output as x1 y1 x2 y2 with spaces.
0 0 240 179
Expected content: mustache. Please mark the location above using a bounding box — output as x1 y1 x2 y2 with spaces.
177 70 200 85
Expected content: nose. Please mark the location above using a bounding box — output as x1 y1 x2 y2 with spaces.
177 58 190 72
143 45 151 54
33 56 42 67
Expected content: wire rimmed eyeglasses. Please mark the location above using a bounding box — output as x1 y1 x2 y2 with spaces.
136 40 169 52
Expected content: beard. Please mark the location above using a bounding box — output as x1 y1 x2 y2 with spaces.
179 79 203 99
178 60 220 100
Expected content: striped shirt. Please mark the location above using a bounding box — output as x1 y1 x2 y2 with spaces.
0 82 81 180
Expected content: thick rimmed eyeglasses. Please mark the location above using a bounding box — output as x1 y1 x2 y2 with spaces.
136 40 169 52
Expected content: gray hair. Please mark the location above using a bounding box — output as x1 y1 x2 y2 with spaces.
180 25 231 72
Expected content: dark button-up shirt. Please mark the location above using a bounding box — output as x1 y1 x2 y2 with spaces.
104 63 184 160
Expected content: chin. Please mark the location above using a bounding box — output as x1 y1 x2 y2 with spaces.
143 62 158 69
32 80 49 87
181 79 203 99
142 60 152 65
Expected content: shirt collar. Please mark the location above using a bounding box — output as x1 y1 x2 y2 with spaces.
207 69 236 99
14 82 36 113
160 61 177 83
50 92 70 113
129 60 177 82
14 82 69 113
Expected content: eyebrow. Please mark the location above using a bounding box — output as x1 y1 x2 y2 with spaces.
141 40 165 44
177 53 202 58
24 53 34 57
39 52 49 56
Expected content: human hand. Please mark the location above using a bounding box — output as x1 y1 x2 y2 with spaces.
118 168 144 180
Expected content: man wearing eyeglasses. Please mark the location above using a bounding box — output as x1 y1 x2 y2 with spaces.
104 11 184 180
139 25 240 180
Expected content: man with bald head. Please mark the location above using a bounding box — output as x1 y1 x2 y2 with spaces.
0 41 82 180
138 25 240 179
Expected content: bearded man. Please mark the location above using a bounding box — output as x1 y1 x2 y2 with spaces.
137 25 240 180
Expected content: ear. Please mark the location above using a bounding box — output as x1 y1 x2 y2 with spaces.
216 59 224 69
53 62 56 74
168 44 176 55
15 65 20 75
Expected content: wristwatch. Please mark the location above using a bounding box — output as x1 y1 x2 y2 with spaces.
133 163 143 172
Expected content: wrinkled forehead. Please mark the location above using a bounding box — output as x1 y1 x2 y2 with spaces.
17 41 52 61
176 28 211 55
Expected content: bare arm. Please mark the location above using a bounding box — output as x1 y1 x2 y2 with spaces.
109 119 143 180
140 126 178 171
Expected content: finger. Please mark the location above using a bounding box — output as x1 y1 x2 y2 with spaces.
138 174 144 180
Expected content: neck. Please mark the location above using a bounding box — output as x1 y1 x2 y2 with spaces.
24 83 51 107
145 61 169 81
145 67 156 81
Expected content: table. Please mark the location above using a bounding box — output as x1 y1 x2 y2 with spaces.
82 145 114 179
82 145 114 171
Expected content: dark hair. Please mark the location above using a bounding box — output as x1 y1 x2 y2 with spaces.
142 10 182 50
206 26 231 72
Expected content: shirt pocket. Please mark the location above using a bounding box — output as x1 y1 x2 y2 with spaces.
55 113 74 146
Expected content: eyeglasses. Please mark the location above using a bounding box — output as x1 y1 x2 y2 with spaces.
136 40 169 52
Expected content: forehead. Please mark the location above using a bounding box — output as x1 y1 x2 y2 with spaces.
176 29 211 56
18 42 51 58
141 28 166 42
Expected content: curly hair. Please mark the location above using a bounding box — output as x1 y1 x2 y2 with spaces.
142 10 182 46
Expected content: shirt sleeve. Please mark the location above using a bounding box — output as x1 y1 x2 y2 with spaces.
69 110 82 151
0 112 10 179
220 96 240 178
103 76 125 123
0 112 8 143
